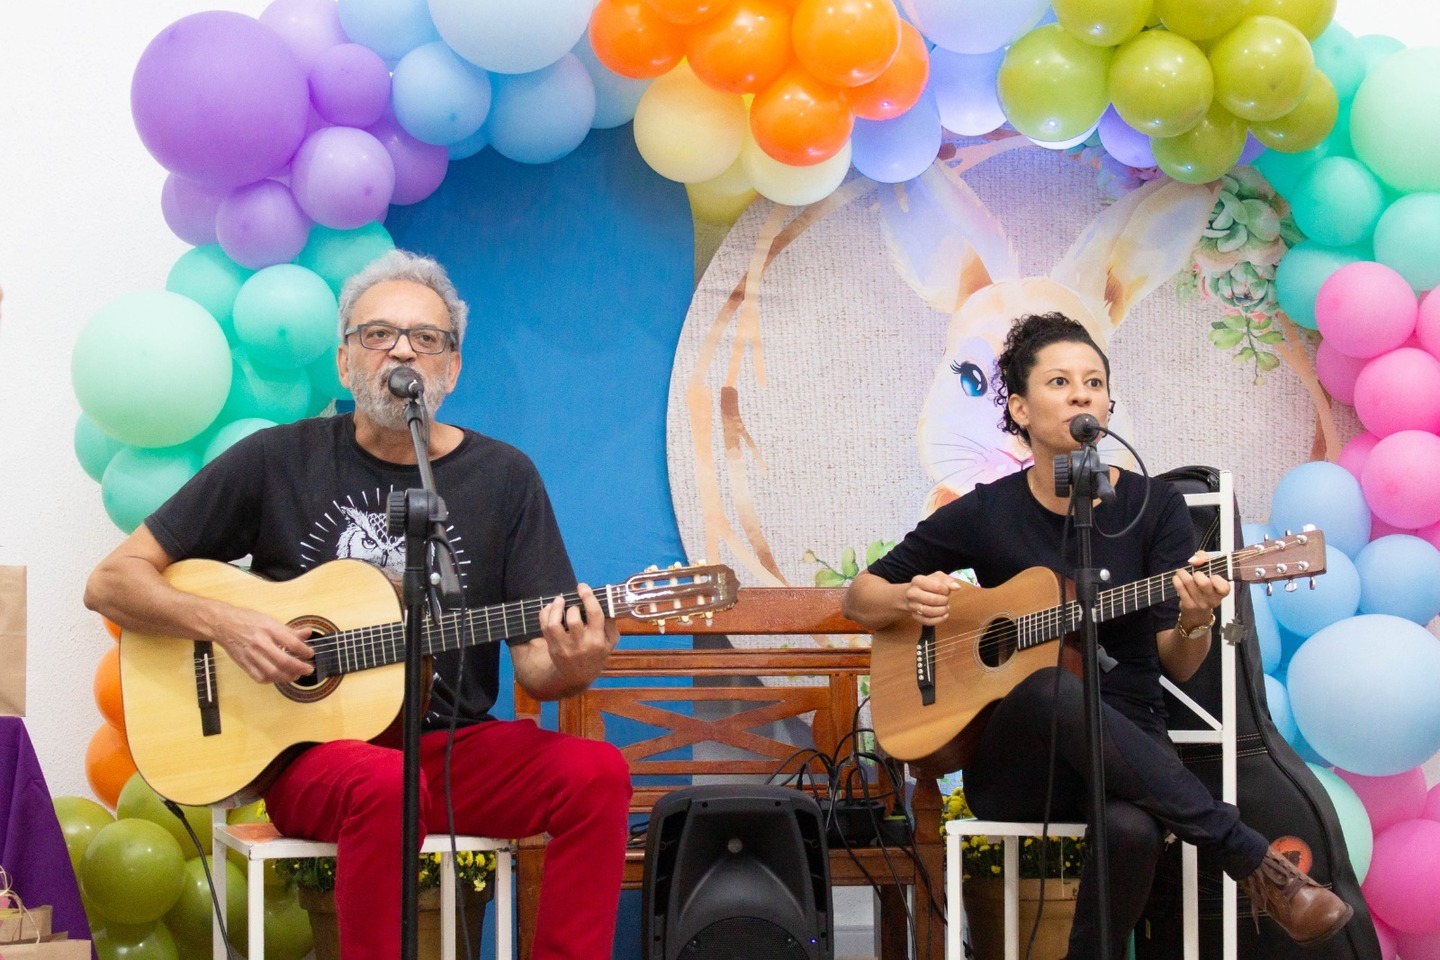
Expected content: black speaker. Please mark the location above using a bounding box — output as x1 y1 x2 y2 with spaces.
641 784 833 960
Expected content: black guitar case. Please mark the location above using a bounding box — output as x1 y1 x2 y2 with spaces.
1134 466 1381 959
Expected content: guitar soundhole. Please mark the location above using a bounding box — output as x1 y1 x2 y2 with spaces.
279 617 340 703
977 618 1017 669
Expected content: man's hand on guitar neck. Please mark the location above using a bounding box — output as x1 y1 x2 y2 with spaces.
513 583 619 701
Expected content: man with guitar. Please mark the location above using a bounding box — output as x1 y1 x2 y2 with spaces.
85 251 631 960
842 313 1352 958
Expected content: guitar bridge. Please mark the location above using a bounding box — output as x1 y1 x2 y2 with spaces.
193 641 222 737
916 626 936 706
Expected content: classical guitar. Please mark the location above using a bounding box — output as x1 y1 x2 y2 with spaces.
119 559 737 806
868 530 1326 775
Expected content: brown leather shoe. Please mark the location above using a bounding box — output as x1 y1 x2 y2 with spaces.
1239 849 1353 945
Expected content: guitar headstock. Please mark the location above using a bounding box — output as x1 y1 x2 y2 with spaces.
1235 528 1326 593
623 563 738 630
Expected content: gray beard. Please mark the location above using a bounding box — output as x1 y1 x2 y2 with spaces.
350 363 450 431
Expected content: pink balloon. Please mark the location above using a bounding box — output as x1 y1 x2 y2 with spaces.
291 126 396 229
1370 513 1417 539
1335 766 1428 834
1353 347 1440 437
365 111 449 206
1396 927 1440 960
1425 782 1440 822
1362 430 1440 529
1418 288 1440 360
1417 518 1440 551
260 0 348 70
215 179 312 269
1364 819 1440 933
1316 339 1368 405
1315 261 1419 359
1375 915 1399 960
160 174 226 246
310 43 392 128
1337 432 1380 479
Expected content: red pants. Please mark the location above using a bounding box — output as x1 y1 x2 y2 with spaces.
265 719 632 960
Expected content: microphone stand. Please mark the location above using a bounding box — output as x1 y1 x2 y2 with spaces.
387 387 464 960
1053 436 1116 960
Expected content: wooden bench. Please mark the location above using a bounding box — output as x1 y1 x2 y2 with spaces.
515 587 944 960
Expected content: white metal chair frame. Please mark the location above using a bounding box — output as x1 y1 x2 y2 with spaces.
946 471 1239 960
211 809 514 960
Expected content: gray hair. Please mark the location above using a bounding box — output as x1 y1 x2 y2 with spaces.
337 249 469 346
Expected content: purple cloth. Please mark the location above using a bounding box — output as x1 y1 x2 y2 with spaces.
0 717 92 950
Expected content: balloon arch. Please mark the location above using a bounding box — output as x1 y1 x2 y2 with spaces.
60 0 1440 956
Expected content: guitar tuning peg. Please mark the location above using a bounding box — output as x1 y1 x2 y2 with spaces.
657 618 668 634
1308 577 1318 590
644 564 659 573
677 614 692 624
1284 580 1299 593
1266 583 1275 597
669 561 683 569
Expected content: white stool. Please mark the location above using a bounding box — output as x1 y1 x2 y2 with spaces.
211 810 514 960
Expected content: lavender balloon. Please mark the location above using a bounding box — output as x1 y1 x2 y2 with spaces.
366 112 450 205
291 126 396 229
310 43 393 128
929 47 1006 137
1098 106 1155 169
216 180 313 269
160 174 227 246
259 0 348 71
131 12 309 190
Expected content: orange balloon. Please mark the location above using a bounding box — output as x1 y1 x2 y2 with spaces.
687 0 793 94
85 724 137 810
848 21 929 120
791 0 901 88
750 65 854 165
643 0 736 25
589 0 687 79
94 645 125 732
103 617 122 641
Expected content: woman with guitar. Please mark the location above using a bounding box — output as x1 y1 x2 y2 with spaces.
842 312 1352 959
85 251 632 960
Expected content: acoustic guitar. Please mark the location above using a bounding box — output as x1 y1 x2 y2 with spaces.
868 530 1325 774
119 559 737 806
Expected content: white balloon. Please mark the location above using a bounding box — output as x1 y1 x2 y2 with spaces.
901 0 1050 55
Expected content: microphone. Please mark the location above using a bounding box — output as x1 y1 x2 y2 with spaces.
1069 413 1103 445
387 366 423 400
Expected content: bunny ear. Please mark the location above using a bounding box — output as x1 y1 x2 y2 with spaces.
1052 179 1221 328
876 162 1020 314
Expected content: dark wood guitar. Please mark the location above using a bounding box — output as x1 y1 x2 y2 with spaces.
119 559 737 806
868 531 1325 774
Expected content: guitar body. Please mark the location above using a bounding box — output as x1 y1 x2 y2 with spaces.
869 566 1080 774
120 559 407 807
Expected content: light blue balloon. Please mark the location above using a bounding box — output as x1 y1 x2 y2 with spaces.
165 245 253 343
929 47 1006 137
220 352 313 425
1305 763 1373 882
1373 193 1440 292
232 264 340 368
1263 673 1300 746
1250 584 1283 674
297 223 396 295
203 418 277 464
571 33 648 130
1354 534 1440 623
1274 239 1369 330
484 55 595 165
1242 522 1270 545
446 125 490 161
427 0 592 75
101 446 203 533
906 0 1049 55
1269 460 1372 557
337 0 438 61
1312 24 1367 103
1289 156 1385 247
391 42 492 146
852 92 942 185
1289 614 1440 776
1269 545 1360 638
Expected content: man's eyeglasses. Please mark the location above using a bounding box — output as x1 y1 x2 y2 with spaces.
343 322 454 354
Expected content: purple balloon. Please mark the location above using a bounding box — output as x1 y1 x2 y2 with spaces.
160 174 226 246
260 0 349 71
216 180 313 269
291 126 396 229
366 112 449 206
131 12 310 190
851 92 943 184
1098 106 1155 169
310 43 392 128
1239 132 1267 166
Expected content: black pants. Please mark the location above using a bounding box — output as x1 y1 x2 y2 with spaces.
964 668 1270 960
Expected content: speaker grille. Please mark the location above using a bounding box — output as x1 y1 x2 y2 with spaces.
682 917 814 960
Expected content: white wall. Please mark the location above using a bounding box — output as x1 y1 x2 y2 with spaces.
0 0 1434 799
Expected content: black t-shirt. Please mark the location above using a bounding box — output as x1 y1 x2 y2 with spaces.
146 413 576 728
866 468 1196 728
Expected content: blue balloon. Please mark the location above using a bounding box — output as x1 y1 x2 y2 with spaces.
1288 613 1440 776
1264 673 1300 746
571 35 648 130
1250 584 1283 674
391 42 492 146
1269 545 1360 638
1354 535 1440 623
851 92 942 184
1273 240 1369 330
929 47 1006 136
336 0 438 61
484 54 596 164
446 125 490 161
1269 460 1372 557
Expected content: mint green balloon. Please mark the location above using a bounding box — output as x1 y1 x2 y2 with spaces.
100 446 202 534
307 351 352 402
203 417 277 464
297 223 396 294
71 291 232 448
1305 763 1373 881
1357 33 1404 74
1374 193 1440 292
1312 23 1366 102
232 264 340 369
219 352 312 424
1274 239 1369 329
80 818 187 925
1288 156 1384 246
998 24 1113 141
75 413 129 482
1352 46 1440 193
164 245 252 343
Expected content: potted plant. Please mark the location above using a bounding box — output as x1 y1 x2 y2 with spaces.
281 850 496 960
942 784 1086 960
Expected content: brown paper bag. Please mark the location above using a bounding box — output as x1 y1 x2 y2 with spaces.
0 904 51 943
0 935 91 959
0 566 25 717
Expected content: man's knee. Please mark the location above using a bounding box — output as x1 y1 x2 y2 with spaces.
1104 802 1166 859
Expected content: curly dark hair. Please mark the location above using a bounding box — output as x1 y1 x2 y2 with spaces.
994 312 1110 444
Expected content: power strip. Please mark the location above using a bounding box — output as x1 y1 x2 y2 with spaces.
819 799 913 848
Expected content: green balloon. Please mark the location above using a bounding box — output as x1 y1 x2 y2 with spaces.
1274 239 1369 329
261 890 315 960
94 919 180 960
1247 0 1336 41
164 246 253 343
1210 15 1316 122
1109 29 1214 137
75 413 129 483
164 856 247 947
80 819 187 926
1150 101 1246 183
100 446 202 534
1053 0 1152 47
116 774 211 860
202 417 277 465
307 352 352 404
54 795 117 875
1352 46 1440 193
297 223 396 295
232 264 340 369
1252 69 1338 153
1311 23 1366 101
998 24 1113 141
1155 0 1246 42
71 291 232 449
1288 155 1384 246
1357 33 1404 74
1374 193 1440 292
219 352 313 425
1305 763 1372 881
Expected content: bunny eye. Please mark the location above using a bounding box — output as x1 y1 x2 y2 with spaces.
949 360 988 397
